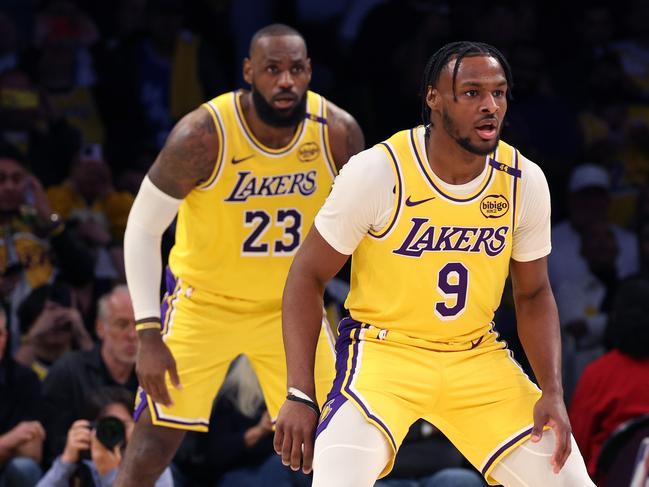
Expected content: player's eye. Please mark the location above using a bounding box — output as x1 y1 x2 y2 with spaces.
266 65 279 74
465 90 478 97
493 90 505 97
291 65 304 74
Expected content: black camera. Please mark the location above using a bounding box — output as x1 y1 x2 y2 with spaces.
92 416 125 450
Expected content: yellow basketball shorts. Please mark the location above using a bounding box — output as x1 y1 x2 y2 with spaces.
316 317 541 485
134 269 336 432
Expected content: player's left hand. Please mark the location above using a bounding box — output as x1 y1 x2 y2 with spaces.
531 391 571 474
273 400 319 474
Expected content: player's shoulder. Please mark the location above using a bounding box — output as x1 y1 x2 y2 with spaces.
336 145 394 187
321 95 365 170
324 97 357 128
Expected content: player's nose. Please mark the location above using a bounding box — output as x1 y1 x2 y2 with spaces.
277 70 294 88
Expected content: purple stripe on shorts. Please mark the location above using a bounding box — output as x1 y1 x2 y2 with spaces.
316 317 397 450
133 388 148 422
160 267 177 325
481 426 533 476
315 317 357 438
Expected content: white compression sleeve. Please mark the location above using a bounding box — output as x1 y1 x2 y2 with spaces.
124 176 182 321
312 401 391 487
491 430 595 487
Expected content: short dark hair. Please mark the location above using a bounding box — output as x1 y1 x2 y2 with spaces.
610 277 649 359
249 23 305 56
419 41 514 129
0 140 27 167
85 386 135 420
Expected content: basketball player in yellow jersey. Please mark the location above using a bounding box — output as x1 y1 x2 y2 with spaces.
275 42 596 486
115 24 363 487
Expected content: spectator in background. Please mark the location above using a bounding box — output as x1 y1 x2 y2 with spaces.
14 281 93 380
556 221 619 400
41 285 137 465
0 306 44 487
47 143 134 286
549 164 638 293
569 277 649 478
38 386 173 487
0 69 81 188
0 142 93 353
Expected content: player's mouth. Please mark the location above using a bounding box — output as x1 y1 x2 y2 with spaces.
475 119 498 140
273 94 297 110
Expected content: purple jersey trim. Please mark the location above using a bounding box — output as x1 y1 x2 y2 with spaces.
512 149 519 232
488 158 522 178
369 142 402 239
410 129 495 203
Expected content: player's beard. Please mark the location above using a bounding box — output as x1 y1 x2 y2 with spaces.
442 109 500 156
251 85 307 128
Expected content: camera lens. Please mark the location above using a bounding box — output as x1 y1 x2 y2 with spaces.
95 416 125 450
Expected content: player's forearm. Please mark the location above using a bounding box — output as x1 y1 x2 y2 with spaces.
515 286 563 394
282 268 326 400
124 177 181 321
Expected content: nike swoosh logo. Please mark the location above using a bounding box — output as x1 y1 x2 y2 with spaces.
405 196 436 207
231 155 255 164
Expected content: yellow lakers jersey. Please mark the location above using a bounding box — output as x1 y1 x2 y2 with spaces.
168 90 337 304
346 127 522 344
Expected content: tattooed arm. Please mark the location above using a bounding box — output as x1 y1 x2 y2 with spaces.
326 102 365 171
148 107 219 198
124 106 219 406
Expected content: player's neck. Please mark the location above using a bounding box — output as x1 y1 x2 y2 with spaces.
240 92 300 149
425 131 486 185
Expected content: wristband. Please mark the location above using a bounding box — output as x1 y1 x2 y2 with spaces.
286 387 320 416
135 322 161 332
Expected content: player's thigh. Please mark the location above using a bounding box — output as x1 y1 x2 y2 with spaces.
426 337 541 484
313 401 391 487
491 431 595 486
317 320 426 478
142 290 241 431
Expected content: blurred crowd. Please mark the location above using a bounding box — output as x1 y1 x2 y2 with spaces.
0 0 648 486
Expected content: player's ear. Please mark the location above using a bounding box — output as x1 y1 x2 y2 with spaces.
243 58 253 85
306 57 312 79
426 86 439 111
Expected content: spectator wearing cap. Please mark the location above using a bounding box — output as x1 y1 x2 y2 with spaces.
0 305 44 487
549 164 639 293
569 277 649 478
41 285 138 465
0 142 94 354
14 282 93 381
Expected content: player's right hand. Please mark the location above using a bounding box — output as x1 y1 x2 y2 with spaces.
136 329 182 407
273 399 319 474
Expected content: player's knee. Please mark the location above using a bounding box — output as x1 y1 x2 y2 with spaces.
121 412 186 480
